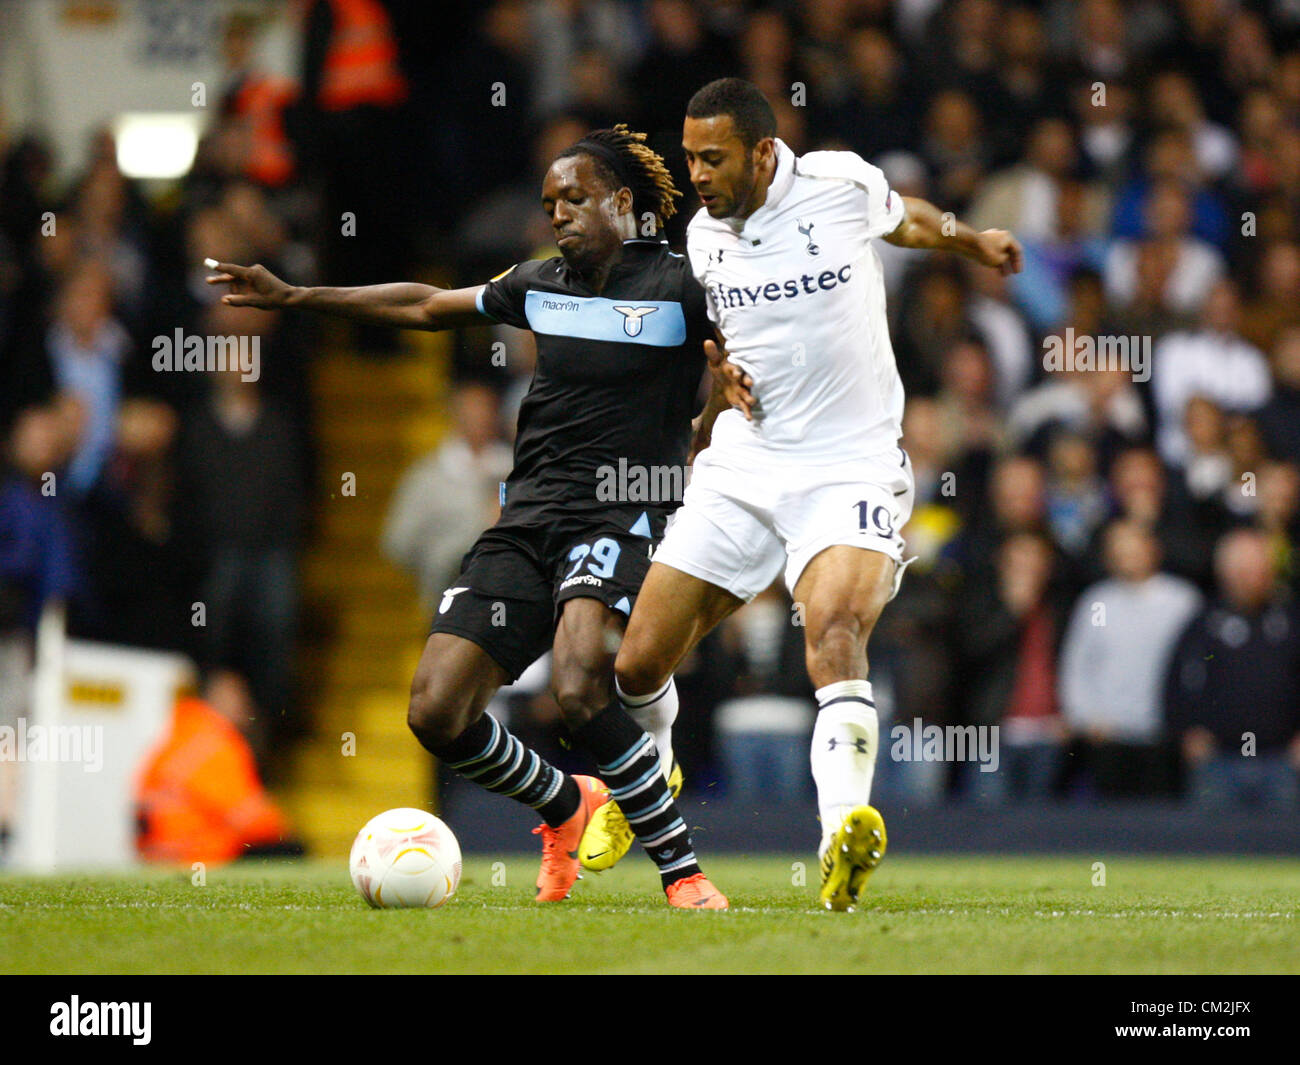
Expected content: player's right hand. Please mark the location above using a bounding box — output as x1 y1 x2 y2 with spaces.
974 229 1023 276
204 259 294 309
705 338 755 421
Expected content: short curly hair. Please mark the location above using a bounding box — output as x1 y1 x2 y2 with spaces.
686 78 777 150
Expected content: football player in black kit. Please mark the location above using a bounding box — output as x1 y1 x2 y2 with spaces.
208 126 729 908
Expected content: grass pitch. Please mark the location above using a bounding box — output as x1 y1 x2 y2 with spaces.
2 855 1297 974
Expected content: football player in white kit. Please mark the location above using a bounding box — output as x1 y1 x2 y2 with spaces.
610 79 1023 910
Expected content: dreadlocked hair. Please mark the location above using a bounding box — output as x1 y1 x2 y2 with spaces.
560 124 681 231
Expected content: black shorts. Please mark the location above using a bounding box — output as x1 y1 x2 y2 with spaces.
429 507 669 682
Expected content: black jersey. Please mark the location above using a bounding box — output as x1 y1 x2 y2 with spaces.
477 238 711 523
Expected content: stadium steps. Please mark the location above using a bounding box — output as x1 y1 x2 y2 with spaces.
297 644 423 692
278 341 452 859
289 779 433 850
301 554 409 597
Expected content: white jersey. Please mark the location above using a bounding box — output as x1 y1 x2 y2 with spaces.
687 139 906 462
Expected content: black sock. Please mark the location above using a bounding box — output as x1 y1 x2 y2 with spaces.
431 714 580 828
573 705 701 890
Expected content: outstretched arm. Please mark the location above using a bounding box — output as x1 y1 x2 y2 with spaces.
205 259 487 331
882 197 1023 275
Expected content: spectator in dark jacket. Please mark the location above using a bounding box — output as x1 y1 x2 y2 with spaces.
178 306 306 748
1164 528 1300 808
71 399 203 656
955 531 1070 803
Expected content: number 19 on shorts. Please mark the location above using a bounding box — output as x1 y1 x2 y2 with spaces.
855 500 894 538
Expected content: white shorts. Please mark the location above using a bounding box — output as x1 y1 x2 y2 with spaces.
654 443 916 602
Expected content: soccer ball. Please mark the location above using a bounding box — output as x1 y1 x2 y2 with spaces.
349 808 463 909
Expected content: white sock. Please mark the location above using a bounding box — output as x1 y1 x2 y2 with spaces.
811 680 878 855
615 676 677 783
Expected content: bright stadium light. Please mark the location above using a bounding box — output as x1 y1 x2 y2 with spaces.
112 112 202 179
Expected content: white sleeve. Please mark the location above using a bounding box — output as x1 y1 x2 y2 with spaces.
862 162 905 240
685 219 720 325
800 150 905 240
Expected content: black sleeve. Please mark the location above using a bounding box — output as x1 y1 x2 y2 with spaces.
477 261 537 330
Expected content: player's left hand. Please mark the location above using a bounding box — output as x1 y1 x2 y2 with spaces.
705 339 755 421
975 229 1023 276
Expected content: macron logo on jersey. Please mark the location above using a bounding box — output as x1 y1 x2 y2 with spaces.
707 263 853 311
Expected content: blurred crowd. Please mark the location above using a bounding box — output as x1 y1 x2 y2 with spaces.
5 0 1300 810
1 9 327 784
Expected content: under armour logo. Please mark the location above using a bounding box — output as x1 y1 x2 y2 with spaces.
827 737 868 753
797 218 820 255
708 249 725 264
614 305 658 337
438 587 468 615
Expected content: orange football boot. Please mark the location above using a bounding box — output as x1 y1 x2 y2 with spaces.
665 872 729 910
533 775 610 901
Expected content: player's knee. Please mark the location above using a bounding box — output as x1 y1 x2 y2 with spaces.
613 644 669 700
407 674 473 751
551 672 606 729
806 610 867 672
812 606 865 642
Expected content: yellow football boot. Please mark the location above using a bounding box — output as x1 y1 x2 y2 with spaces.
578 761 683 871
818 805 887 912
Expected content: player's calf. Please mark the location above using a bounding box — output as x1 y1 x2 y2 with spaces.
566 673 686 872
577 675 681 874
795 544 895 688
794 548 896 905
406 634 590 889
581 758 683 871
800 590 891 690
571 704 726 907
548 597 725 904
